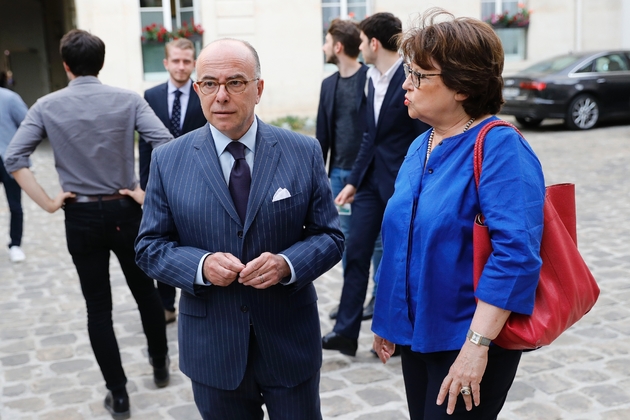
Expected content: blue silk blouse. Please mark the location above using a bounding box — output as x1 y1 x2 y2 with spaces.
371 116 545 353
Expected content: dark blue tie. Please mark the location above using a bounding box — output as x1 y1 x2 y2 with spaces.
226 141 251 223
170 89 182 137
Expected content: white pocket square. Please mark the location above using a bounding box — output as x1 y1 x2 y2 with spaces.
272 187 291 202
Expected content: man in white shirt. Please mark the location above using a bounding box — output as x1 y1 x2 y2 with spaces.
323 12 430 357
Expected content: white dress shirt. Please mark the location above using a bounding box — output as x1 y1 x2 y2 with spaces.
367 57 403 124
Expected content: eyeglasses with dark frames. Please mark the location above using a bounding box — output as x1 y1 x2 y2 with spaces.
403 63 441 89
195 78 259 96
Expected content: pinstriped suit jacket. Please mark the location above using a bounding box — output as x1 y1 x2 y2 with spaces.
135 118 343 390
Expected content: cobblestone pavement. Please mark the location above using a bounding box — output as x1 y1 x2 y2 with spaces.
1 116 630 419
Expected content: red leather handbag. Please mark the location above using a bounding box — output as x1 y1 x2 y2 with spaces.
473 120 600 350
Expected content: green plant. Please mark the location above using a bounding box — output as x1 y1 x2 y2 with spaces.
270 115 308 131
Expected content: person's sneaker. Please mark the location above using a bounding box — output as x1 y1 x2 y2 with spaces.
9 246 25 263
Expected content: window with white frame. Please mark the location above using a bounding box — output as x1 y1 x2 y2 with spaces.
140 0 200 80
321 0 371 68
481 0 527 61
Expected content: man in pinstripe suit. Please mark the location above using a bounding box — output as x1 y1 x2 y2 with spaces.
135 39 343 420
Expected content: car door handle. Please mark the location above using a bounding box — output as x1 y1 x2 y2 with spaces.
597 78 607 83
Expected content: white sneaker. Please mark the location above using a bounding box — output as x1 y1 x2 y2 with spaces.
9 246 25 263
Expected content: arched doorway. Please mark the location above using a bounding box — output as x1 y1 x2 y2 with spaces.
0 0 76 106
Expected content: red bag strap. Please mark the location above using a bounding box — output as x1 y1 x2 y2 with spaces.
473 120 524 189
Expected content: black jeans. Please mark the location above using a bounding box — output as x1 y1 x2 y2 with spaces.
64 197 167 392
400 345 522 420
0 158 23 247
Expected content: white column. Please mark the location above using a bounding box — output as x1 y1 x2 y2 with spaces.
623 0 630 48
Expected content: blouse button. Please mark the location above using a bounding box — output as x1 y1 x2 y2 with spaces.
428 169 434 174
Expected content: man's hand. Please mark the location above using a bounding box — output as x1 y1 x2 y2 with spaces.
202 252 244 287
335 184 356 205
119 186 145 205
239 252 291 289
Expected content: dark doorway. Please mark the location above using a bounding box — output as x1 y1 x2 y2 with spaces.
0 0 75 106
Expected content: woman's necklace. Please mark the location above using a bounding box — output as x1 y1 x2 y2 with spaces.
425 117 475 165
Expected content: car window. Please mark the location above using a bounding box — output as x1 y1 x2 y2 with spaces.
593 54 628 72
575 61 594 73
521 55 583 74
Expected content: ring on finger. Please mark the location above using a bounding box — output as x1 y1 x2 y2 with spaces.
460 386 472 396
259 275 264 284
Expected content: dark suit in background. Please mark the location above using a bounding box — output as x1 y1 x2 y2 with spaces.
138 80 206 314
332 64 430 346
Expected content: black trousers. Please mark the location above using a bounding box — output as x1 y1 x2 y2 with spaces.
0 158 23 247
64 198 167 392
400 345 522 420
334 175 387 340
192 328 322 420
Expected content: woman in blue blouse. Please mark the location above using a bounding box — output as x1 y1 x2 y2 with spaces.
371 9 545 419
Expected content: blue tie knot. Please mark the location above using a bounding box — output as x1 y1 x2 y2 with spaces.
174 89 182 99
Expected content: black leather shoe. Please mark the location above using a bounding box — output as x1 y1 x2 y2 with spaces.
104 392 130 420
329 305 339 320
322 332 358 356
362 296 375 320
150 355 170 388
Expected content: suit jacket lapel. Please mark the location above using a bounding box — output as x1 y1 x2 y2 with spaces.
156 83 170 124
244 119 280 233
192 126 242 224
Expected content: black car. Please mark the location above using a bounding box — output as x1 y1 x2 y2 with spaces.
501 51 630 129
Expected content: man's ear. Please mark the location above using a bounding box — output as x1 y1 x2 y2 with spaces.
334 41 343 55
370 37 379 52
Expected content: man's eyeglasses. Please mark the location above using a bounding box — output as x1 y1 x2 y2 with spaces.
403 63 441 89
195 78 259 96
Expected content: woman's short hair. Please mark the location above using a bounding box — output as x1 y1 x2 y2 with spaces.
399 8 505 118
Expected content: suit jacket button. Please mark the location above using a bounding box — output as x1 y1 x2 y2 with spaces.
241 305 249 313
237 231 243 238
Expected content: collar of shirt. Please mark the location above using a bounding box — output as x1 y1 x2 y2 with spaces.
368 57 403 124
68 76 101 87
210 117 258 184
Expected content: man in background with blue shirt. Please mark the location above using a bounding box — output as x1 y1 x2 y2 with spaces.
0 72 28 263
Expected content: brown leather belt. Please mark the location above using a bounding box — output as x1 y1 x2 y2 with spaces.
65 193 128 205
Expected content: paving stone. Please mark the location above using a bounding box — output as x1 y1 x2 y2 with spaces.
3 383 27 397
581 385 630 406
505 381 536 402
321 357 351 372
512 402 562 420
36 346 74 361
357 387 402 406
167 404 203 420
5 365 39 382
565 368 610 383
321 377 347 392
50 388 93 405
39 408 84 420
342 368 390 385
40 333 77 346
31 377 75 394
50 359 94 374
554 392 592 413
355 410 407 420
4 397 47 412
321 395 363 417
602 408 630 420
1 353 30 366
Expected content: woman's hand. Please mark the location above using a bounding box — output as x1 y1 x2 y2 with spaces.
436 341 489 414
373 334 396 364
